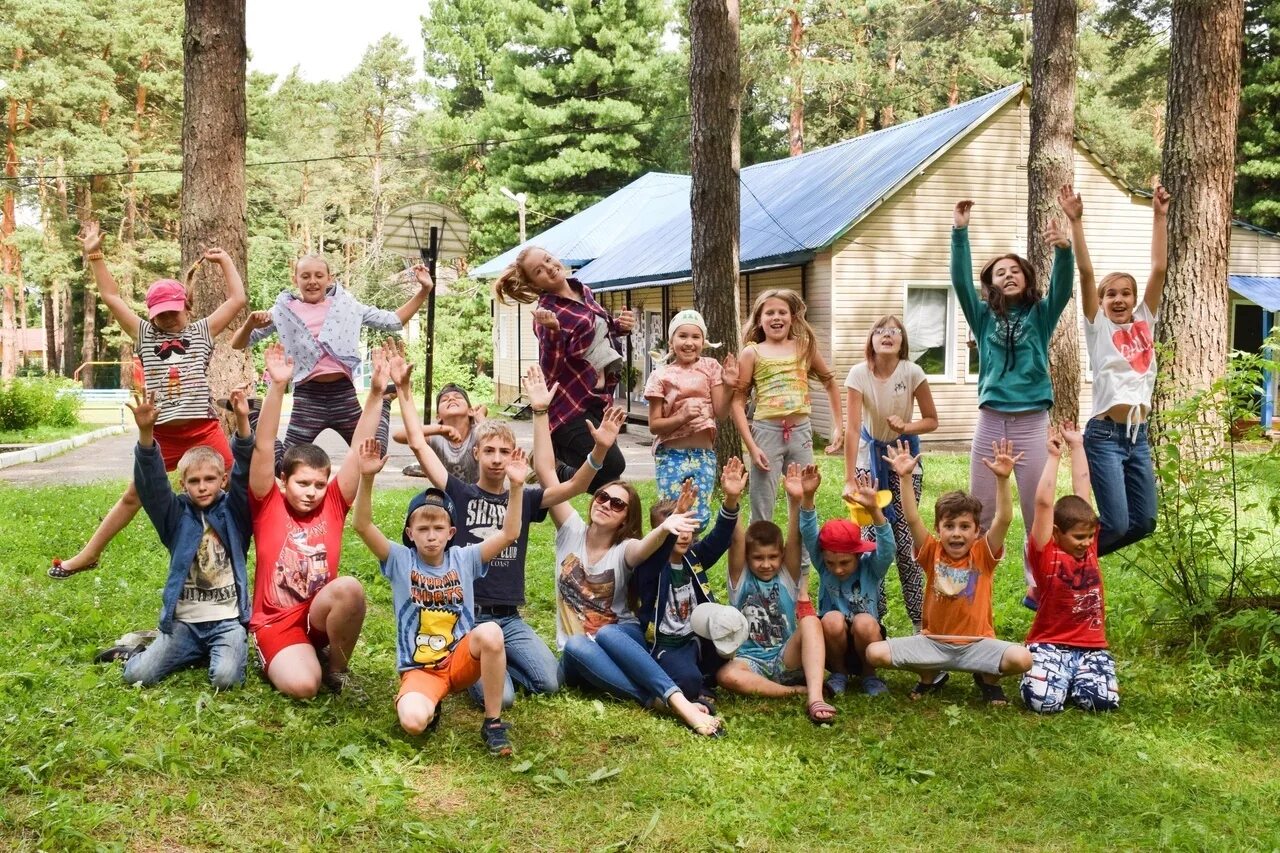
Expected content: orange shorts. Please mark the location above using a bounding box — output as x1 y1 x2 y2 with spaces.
396 635 482 707
253 603 329 671
154 418 233 472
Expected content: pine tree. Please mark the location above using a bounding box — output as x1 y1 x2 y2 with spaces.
1235 0 1280 228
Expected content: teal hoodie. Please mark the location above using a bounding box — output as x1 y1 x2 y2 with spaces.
950 227 1074 412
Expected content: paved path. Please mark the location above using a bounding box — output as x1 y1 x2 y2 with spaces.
0 413 657 488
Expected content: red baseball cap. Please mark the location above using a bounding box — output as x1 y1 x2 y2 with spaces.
145 279 188 318
817 519 877 555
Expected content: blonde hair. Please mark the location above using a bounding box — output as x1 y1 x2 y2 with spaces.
864 314 910 363
177 445 226 481
294 253 332 278
473 419 517 449
1097 272 1138 302
742 289 831 383
494 246 557 306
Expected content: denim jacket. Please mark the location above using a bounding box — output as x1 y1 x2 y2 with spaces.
134 433 255 633
249 282 403 378
633 505 740 652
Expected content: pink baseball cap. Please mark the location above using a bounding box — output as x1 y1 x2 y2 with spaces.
145 279 188 318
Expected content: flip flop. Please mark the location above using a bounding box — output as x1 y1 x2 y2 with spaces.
49 558 98 579
806 699 838 725
909 671 950 700
972 673 1008 705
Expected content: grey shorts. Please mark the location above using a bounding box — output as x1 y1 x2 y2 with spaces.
886 635 1016 676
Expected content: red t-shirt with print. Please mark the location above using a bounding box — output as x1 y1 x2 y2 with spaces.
1025 533 1107 648
249 483 351 633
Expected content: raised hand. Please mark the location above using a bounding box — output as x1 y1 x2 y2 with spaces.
783 462 805 501
1043 219 1070 249
659 510 698 537
721 353 739 387
1152 183 1170 216
1059 420 1083 448
848 469 880 509
1058 184 1083 222
981 438 1024 480
247 310 273 329
533 308 560 333
800 463 821 499
386 338 414 388
264 341 294 385
229 388 251 420
720 456 748 499
953 199 974 228
506 446 530 485
674 478 697 515
77 221 104 254
586 406 625 449
882 439 921 479
1047 427 1066 458
126 390 158 430
203 246 233 265
357 436 389 477
368 340 391 390
614 308 635 333
411 263 434 291
522 364 559 411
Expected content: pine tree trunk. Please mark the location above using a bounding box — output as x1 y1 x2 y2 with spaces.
80 287 96 388
689 0 742 469
1028 0 1079 424
1153 0 1244 442
1 54 18 381
42 288 56 373
787 5 803 156
61 287 74 377
182 0 251 406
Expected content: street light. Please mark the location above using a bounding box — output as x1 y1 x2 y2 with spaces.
500 186 527 244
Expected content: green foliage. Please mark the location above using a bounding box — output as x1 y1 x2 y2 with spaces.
1132 339 1280 631
1236 0 1280 229
0 377 82 431
405 290 496 403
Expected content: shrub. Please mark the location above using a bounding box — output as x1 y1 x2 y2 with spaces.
0 377 83 431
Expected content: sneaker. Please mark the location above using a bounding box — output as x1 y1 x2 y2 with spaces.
402 463 427 478
481 718 514 757
94 643 146 664
824 672 849 696
861 676 889 697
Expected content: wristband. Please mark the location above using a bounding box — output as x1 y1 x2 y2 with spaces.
531 406 549 416
586 455 603 471
86 251 105 261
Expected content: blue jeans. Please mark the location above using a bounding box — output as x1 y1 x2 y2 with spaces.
560 621 679 706
1083 418 1157 556
654 638 704 701
466 614 562 709
123 618 247 690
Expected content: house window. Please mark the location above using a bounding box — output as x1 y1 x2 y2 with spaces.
904 284 954 379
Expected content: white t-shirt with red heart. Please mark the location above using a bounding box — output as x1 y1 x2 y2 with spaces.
1083 303 1157 418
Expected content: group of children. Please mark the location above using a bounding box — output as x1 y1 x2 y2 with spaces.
55 179 1167 756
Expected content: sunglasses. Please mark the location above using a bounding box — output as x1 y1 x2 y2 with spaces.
593 492 629 513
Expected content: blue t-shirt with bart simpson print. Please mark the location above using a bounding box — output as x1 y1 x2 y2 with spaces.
381 542 487 672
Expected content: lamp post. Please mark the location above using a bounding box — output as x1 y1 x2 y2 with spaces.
500 186 527 243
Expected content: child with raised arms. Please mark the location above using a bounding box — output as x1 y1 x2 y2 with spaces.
50 222 246 578
1060 182 1169 554
246 341 392 700
643 308 738 526
867 440 1033 704
731 289 843 528
951 199 1073 608
1020 424 1119 713
229 255 433 470
800 466 895 697
718 463 835 726
107 389 255 689
353 435 527 756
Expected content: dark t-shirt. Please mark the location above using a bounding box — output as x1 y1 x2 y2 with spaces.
444 474 547 607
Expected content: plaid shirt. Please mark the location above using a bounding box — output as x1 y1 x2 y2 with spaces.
536 279 624 431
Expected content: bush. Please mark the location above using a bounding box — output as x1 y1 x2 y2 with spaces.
0 377 83 431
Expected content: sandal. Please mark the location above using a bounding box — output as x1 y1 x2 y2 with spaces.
696 694 718 717
824 672 849 696
909 671 950 700
49 558 98 579
972 673 1008 705
691 718 726 738
806 699 838 725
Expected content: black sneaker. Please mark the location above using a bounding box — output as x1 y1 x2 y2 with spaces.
481 718 514 757
95 643 145 664
402 463 427 478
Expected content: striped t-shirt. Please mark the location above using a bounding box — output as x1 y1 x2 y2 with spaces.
138 317 216 424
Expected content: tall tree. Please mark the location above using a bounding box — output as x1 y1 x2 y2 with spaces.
689 0 743 467
1155 0 1245 424
1235 0 1280 228
1027 0 1080 423
182 0 251 399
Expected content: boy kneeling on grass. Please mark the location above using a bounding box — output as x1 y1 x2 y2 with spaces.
1020 424 1119 714
717 463 835 726
109 389 254 689
865 440 1032 704
353 392 527 756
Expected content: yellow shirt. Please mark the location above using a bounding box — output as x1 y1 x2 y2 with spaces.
749 344 811 419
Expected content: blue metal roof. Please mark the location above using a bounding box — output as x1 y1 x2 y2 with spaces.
470 172 691 278
575 83 1025 289
1230 275 1280 311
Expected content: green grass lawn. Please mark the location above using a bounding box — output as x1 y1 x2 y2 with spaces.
0 422 107 447
2 454 1278 851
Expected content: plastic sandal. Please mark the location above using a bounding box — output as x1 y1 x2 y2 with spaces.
806 699 838 725
48 558 98 579
972 673 1008 705
909 671 950 700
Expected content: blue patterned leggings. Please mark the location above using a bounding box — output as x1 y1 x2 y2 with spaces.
1020 643 1119 714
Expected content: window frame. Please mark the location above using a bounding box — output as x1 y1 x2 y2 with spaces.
902 281 958 384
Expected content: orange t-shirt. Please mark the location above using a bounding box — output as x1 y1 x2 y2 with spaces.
916 534 1002 643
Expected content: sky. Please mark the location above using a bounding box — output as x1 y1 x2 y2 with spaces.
246 0 426 82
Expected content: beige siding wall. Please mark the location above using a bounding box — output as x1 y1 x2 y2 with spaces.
493 299 541 406
1229 228 1280 276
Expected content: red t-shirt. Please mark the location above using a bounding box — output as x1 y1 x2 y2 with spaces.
1025 533 1107 648
249 483 352 633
